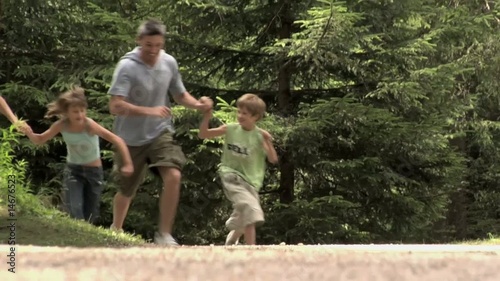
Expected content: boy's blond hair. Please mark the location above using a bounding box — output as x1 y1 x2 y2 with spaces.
236 93 266 120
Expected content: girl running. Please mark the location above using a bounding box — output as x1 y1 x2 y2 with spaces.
25 86 134 223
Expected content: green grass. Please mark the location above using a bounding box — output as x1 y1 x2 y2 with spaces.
0 127 147 248
455 235 500 245
1 202 499 247
0 203 146 247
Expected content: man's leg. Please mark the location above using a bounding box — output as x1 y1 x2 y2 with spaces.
157 167 182 235
110 145 148 231
112 193 131 230
147 131 186 246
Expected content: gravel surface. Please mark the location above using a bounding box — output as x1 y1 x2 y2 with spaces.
1 244 499 281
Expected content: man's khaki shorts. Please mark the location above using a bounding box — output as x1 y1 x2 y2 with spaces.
111 130 186 197
220 173 265 230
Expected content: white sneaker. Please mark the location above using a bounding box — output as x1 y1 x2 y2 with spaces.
225 230 241 245
154 232 179 247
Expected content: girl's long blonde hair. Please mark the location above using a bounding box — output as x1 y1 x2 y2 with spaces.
45 86 88 119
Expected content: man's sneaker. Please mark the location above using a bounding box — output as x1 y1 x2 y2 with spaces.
225 230 241 246
154 232 179 247
110 224 124 233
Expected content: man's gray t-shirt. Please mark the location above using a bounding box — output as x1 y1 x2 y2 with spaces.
108 47 186 146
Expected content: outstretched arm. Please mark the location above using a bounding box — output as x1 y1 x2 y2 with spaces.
198 110 227 139
173 92 213 112
25 120 63 145
87 118 134 176
0 96 19 124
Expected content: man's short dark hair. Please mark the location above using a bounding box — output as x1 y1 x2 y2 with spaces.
137 19 166 38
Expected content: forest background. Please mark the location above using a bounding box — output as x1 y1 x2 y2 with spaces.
1 0 500 245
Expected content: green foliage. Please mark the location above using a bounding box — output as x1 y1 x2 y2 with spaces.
282 97 466 242
2 0 500 245
0 126 42 216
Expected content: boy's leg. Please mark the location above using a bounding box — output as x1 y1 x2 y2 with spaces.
220 173 264 244
147 130 187 246
225 208 242 230
62 165 85 220
244 224 256 245
225 229 244 246
82 166 104 224
110 144 148 230
222 207 243 245
241 186 264 245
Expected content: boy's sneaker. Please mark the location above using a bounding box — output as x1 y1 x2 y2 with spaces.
225 230 241 246
154 232 179 247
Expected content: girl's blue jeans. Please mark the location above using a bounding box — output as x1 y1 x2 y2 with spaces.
62 163 104 224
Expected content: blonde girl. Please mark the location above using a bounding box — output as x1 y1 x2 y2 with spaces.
25 86 134 223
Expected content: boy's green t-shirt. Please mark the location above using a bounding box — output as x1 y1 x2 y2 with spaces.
218 123 267 191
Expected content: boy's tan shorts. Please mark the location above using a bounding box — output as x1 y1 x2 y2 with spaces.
110 130 186 197
220 173 265 230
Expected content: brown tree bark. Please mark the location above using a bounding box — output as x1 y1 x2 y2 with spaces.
277 0 295 204
446 137 469 240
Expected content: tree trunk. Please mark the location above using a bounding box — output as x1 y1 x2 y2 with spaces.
446 136 468 240
277 0 294 204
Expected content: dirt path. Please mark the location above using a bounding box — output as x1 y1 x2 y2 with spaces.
1 244 499 281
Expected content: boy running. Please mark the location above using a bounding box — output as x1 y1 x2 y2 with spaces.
198 93 278 245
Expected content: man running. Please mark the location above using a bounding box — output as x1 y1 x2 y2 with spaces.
107 19 213 246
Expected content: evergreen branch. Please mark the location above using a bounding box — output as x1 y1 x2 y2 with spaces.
317 1 335 50
169 34 272 57
184 82 354 98
132 2 167 20
203 55 240 81
116 0 129 17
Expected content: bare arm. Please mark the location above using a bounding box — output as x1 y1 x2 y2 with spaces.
0 96 19 124
260 129 279 164
107 59 170 117
198 110 227 139
262 139 279 164
86 118 133 167
109 96 170 117
173 92 212 111
25 120 63 145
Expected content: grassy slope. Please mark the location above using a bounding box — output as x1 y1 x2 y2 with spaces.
1 199 498 247
0 203 146 247
456 237 500 245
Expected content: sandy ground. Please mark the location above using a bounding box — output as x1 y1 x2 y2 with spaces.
1 244 499 281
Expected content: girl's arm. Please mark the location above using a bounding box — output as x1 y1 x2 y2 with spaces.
260 129 279 164
0 96 19 124
26 120 63 145
86 118 134 175
198 110 227 139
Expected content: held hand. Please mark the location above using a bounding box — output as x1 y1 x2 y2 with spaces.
151 106 171 118
197 96 213 112
16 121 33 135
121 164 134 177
